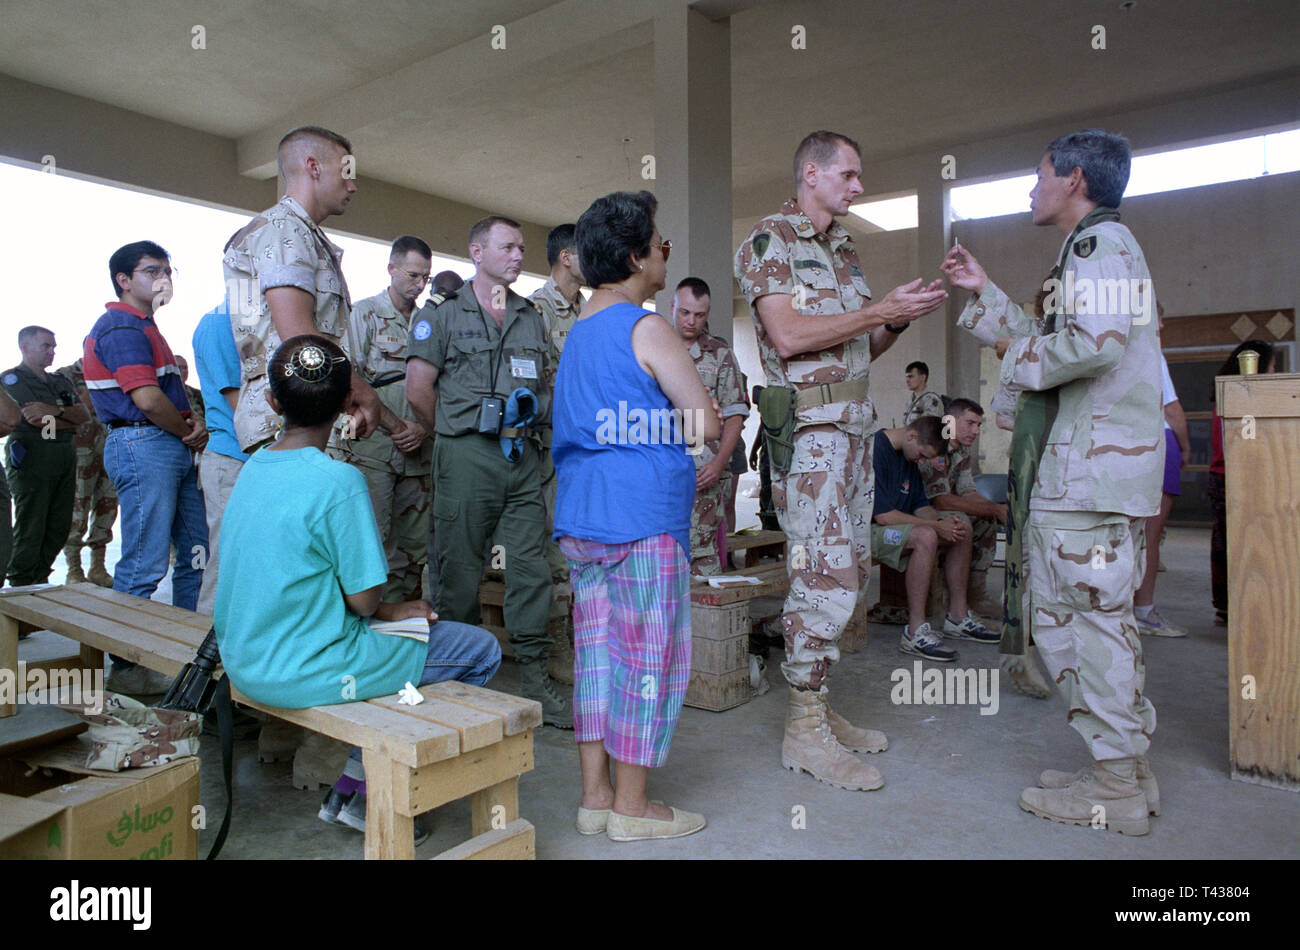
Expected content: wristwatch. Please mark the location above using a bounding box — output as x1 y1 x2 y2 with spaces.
885 322 908 334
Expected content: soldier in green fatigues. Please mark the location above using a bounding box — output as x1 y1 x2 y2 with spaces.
341 236 435 602
944 130 1164 835
2 327 90 586
406 215 571 728
0 388 20 586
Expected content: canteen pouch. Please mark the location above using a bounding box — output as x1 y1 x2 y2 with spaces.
758 385 797 476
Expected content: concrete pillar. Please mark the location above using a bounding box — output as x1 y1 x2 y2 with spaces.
915 173 956 400
652 6 734 341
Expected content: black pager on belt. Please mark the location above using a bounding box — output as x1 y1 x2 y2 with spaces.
478 396 504 435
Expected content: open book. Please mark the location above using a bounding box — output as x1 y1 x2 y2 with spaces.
367 618 430 643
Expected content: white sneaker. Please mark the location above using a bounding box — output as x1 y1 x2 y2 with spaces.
899 623 959 662
1135 608 1187 638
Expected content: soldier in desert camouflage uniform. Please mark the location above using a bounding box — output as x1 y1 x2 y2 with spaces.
735 130 948 792
55 359 117 586
943 129 1163 835
672 278 748 576
341 236 435 601
917 397 1004 618
902 361 945 424
223 126 385 454
530 225 584 579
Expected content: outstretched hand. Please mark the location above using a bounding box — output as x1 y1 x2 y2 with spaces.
879 278 948 325
940 243 988 295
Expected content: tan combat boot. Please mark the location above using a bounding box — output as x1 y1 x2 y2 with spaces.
1019 758 1150 836
781 687 884 790
1037 755 1160 815
825 704 888 753
967 569 1002 620
1000 651 1053 699
88 548 113 588
64 550 87 584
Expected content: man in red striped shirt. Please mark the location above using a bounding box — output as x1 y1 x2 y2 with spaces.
84 240 209 694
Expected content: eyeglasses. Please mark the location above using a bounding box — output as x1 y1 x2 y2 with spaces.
135 265 176 279
398 268 431 286
653 239 672 262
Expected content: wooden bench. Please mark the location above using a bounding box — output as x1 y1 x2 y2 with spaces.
725 528 788 566
0 583 541 860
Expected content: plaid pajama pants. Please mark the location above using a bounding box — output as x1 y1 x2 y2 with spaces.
559 533 692 768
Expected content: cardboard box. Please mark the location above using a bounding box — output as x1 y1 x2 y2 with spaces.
0 738 199 860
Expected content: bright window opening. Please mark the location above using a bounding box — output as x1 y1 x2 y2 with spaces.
0 158 543 370
951 127 1300 220
849 193 918 231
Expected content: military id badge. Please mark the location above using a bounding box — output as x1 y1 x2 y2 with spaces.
510 357 538 380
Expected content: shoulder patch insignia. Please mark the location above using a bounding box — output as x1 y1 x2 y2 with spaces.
752 233 770 258
1 372 16 386
412 320 432 342
426 291 449 309
1073 236 1097 258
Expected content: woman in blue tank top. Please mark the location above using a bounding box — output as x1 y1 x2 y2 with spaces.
553 191 719 842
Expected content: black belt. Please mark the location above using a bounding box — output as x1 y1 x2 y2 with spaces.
107 420 157 430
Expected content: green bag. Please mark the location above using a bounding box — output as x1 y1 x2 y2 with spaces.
758 385 798 475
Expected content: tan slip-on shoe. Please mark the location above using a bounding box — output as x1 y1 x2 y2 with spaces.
576 807 610 835
606 806 706 842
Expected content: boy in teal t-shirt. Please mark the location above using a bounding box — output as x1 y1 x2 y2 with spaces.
214 335 500 839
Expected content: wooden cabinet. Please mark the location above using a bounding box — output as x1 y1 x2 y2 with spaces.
1216 372 1300 790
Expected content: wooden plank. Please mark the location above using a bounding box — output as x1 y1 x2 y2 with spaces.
54 583 213 630
470 775 519 836
691 563 789 606
726 529 786 552
424 681 542 734
1218 373 1300 419
39 587 208 648
0 599 197 676
363 752 414 860
79 644 104 673
231 686 460 769
0 613 17 718
432 819 534 860
407 730 533 815
50 585 207 629
1223 405 1300 789
368 692 503 752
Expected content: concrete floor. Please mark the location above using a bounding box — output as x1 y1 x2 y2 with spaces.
190 525 1298 860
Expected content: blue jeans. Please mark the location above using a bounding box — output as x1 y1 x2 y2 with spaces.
104 425 208 616
346 620 502 769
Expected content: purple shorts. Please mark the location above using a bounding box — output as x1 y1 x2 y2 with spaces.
1163 429 1182 496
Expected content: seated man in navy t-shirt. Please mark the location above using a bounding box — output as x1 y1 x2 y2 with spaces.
871 415 998 662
